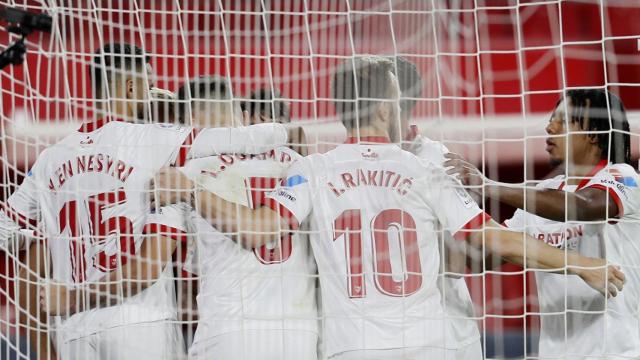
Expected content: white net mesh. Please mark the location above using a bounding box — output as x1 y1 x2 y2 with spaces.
1 1 640 359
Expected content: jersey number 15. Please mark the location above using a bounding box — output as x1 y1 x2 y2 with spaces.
59 188 135 282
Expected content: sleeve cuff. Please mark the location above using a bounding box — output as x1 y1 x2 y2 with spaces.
2 203 38 229
174 128 201 167
143 223 189 244
453 212 492 241
263 198 300 231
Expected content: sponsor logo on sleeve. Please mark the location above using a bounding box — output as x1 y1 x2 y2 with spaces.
274 188 296 203
608 168 638 187
454 186 474 208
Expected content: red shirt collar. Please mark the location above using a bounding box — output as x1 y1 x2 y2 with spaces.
344 136 391 144
558 160 608 191
576 159 608 190
78 116 123 133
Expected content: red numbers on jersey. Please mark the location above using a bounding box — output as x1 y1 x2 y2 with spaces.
333 208 422 298
249 177 293 264
58 188 135 282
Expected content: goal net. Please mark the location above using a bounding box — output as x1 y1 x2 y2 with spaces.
1 0 639 359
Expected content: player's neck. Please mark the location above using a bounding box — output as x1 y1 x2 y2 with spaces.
346 127 389 141
95 101 133 122
566 150 606 184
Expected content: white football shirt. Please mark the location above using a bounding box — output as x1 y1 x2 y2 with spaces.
504 160 640 359
410 134 481 353
5 118 288 341
267 137 487 357
178 147 318 341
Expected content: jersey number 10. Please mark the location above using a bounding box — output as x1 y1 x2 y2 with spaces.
59 188 135 282
334 208 422 298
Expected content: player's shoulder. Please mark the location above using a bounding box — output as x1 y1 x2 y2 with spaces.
603 162 639 180
537 175 565 189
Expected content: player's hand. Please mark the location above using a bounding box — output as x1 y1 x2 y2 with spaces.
443 153 485 193
574 258 625 298
151 167 195 209
40 282 76 316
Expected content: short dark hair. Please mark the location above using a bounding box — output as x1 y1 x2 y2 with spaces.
331 57 395 130
243 88 290 123
90 43 149 99
560 89 631 165
176 75 232 124
392 57 422 116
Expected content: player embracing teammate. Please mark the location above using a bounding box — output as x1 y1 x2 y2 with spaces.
154 56 623 359
1 43 288 360
447 89 640 359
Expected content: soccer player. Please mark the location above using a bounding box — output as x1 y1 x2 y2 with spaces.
445 89 640 359
163 76 318 360
244 88 291 125
155 57 624 359
392 56 482 359
243 88 307 156
0 43 289 360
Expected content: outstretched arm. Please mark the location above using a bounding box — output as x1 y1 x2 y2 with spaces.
444 153 618 221
40 233 178 316
150 167 288 249
465 218 625 298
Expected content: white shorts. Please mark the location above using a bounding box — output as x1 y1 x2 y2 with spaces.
55 320 185 360
330 346 457 360
188 329 318 360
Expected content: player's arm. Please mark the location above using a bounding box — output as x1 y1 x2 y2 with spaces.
172 122 290 166
40 231 179 316
443 153 618 221
422 168 625 298
464 218 625 298
15 240 58 360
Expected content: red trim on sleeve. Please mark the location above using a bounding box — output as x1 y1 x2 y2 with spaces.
2 203 38 228
143 223 189 244
584 183 623 219
263 198 300 231
174 128 201 166
453 212 492 241
576 160 608 191
248 177 279 209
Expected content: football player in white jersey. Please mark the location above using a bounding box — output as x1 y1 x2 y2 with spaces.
161 78 318 360
0 43 288 360
393 56 482 359
445 89 640 359
154 57 624 360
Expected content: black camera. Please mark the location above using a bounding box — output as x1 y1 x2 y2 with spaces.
0 6 52 70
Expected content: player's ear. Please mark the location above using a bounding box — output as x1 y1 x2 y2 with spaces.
377 102 392 126
125 78 135 99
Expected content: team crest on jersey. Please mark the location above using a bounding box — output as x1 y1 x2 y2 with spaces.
284 175 308 187
608 168 638 187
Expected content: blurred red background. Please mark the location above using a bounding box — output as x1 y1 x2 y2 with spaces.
1 0 639 354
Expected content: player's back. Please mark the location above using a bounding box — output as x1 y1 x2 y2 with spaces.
181 147 318 336
277 138 483 358
23 118 190 338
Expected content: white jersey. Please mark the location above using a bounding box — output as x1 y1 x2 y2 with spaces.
267 137 487 358
410 134 481 353
504 161 640 359
178 147 318 341
5 118 288 341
